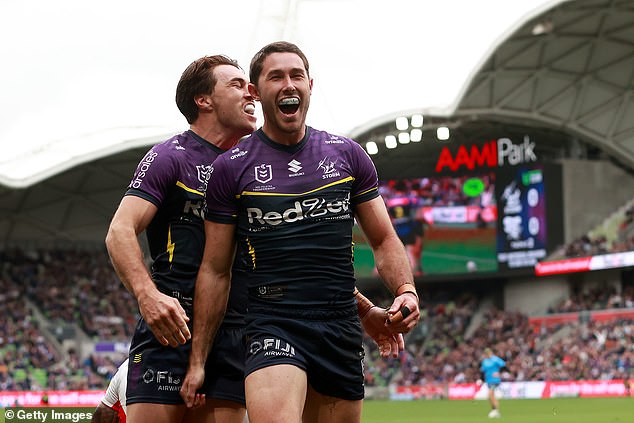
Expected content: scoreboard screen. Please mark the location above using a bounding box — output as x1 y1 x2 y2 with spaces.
353 137 563 281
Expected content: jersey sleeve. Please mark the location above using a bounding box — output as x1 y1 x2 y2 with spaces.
102 359 128 411
204 155 238 224
349 141 379 205
101 368 123 408
125 145 176 207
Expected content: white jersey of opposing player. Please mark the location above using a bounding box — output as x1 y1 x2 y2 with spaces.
101 358 128 415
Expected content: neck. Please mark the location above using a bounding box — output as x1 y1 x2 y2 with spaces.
189 122 241 151
261 123 306 146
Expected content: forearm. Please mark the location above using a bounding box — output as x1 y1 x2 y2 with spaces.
188 266 231 368
373 232 417 298
105 223 155 299
91 404 119 423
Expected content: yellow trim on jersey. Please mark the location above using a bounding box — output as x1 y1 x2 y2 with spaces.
176 181 204 196
353 186 378 198
246 237 256 270
167 225 175 263
238 176 354 198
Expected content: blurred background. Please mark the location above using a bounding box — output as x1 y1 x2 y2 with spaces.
0 0 632 408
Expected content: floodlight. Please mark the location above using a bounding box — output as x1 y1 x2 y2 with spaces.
437 126 450 141
410 128 422 142
366 141 378 155
395 116 409 131
411 114 423 127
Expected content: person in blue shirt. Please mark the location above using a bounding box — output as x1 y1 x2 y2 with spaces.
480 348 506 418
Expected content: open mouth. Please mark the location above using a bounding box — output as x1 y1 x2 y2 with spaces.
244 103 256 115
278 97 300 115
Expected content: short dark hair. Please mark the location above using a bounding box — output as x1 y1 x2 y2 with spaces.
175 55 240 124
249 41 310 86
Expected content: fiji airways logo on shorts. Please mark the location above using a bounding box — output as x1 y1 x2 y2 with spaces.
255 164 273 183
318 156 340 179
287 159 304 177
142 368 182 391
248 337 296 358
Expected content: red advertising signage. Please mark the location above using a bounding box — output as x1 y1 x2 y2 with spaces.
435 137 537 173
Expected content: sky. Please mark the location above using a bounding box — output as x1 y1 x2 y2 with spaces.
0 0 557 186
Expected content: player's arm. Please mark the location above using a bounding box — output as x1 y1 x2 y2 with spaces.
91 403 119 423
105 195 190 347
354 288 404 358
181 220 236 408
355 197 420 332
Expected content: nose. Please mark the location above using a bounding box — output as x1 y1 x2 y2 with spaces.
282 75 295 92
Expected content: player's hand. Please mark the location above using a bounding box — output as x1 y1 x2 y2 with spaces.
137 288 191 347
361 306 404 358
386 292 420 333
180 365 206 408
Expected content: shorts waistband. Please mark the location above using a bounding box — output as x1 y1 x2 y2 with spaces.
248 302 358 320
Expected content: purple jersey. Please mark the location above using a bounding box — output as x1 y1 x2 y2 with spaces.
205 127 379 308
125 130 244 325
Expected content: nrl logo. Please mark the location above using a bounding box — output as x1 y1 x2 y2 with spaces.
255 164 273 183
196 165 213 184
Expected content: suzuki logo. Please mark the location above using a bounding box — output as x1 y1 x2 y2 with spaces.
288 159 302 173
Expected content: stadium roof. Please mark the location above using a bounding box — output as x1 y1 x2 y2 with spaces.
2 0 634 244
1 0 555 189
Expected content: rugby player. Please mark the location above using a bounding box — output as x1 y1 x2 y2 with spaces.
105 55 257 423
185 41 421 423
92 358 128 423
480 347 506 418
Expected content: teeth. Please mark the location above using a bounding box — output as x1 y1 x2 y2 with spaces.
279 97 299 106
244 104 255 114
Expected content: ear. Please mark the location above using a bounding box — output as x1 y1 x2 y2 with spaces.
248 83 260 101
194 94 213 110
309 78 313 94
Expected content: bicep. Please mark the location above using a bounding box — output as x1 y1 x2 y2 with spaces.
354 197 396 248
109 195 158 235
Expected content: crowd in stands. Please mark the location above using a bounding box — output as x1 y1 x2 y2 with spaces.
564 203 634 257
548 285 634 313
1 246 633 393
363 289 633 389
0 248 132 390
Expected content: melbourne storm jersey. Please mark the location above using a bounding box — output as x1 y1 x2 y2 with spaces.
125 130 244 324
205 127 379 308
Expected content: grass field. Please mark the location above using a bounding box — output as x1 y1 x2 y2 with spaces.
361 398 633 423
3 398 632 422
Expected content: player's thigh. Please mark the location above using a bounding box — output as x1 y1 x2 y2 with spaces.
184 398 246 423
303 385 362 423
245 364 307 423
126 403 186 423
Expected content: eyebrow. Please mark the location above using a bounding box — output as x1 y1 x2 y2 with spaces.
267 67 306 75
228 76 247 84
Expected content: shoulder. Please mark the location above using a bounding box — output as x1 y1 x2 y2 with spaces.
309 128 358 150
140 132 191 167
